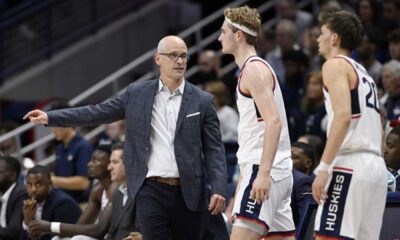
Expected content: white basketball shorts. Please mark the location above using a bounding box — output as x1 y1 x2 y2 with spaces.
314 152 387 239
232 163 295 238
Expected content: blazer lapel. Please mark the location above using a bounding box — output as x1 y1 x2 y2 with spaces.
114 195 134 229
143 80 158 137
175 81 193 133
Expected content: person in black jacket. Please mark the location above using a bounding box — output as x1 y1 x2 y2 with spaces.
23 165 82 240
0 155 29 240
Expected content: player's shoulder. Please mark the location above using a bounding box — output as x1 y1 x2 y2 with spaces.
242 59 273 81
322 57 352 69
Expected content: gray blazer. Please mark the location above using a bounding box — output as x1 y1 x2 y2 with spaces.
47 79 227 211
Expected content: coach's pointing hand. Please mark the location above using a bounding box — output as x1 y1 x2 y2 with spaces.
23 109 49 125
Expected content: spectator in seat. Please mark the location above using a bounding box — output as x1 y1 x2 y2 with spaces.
204 81 238 143
384 125 400 191
381 60 400 120
301 24 323 72
0 155 29 240
291 141 315 177
266 19 299 84
293 71 327 142
49 102 94 203
383 0 400 30
297 134 324 170
356 28 383 84
189 49 237 104
22 165 81 240
77 143 117 225
275 0 312 40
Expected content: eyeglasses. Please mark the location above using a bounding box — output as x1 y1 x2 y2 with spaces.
159 52 190 62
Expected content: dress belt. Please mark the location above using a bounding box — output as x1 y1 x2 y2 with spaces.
147 176 181 186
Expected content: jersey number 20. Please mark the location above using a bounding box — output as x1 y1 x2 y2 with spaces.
362 77 380 114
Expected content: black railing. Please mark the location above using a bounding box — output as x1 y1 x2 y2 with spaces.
0 0 149 82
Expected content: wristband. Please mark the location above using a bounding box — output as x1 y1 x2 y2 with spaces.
50 222 61 234
318 161 331 172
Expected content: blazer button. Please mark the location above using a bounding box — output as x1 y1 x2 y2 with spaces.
146 147 149 151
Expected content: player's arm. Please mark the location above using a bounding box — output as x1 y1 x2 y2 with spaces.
51 176 90 191
28 203 112 238
77 184 102 224
312 58 352 204
240 62 282 204
320 59 352 165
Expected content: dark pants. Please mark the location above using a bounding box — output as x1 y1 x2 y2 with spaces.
202 212 230 240
136 179 207 240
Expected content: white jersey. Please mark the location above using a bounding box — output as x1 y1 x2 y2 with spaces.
323 55 382 155
236 56 292 181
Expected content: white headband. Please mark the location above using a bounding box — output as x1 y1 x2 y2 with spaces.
225 17 258 37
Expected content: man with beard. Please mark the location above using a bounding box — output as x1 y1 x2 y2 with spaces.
23 165 81 240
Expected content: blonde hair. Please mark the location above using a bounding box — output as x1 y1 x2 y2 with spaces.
224 6 261 45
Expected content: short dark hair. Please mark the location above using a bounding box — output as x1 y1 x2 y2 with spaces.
96 143 112 155
389 125 400 138
111 141 124 151
27 165 51 180
320 10 364 50
292 142 315 164
0 155 21 179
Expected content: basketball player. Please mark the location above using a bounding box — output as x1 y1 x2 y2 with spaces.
312 10 387 239
218 6 295 240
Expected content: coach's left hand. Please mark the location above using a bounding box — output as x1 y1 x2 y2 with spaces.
209 194 226 215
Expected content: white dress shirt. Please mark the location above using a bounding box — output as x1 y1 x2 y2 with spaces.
0 183 16 227
146 79 185 178
119 184 129 206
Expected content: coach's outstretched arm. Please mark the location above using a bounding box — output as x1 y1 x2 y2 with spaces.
23 84 132 127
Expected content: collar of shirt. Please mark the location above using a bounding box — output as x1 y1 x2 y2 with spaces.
118 184 129 206
118 184 128 197
36 201 45 220
395 169 400 178
157 78 185 95
0 183 16 203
